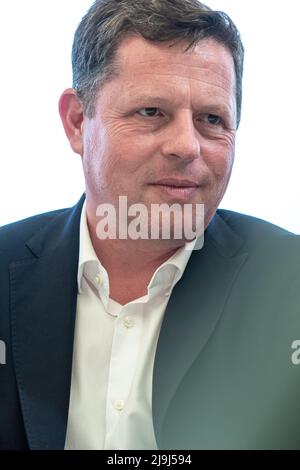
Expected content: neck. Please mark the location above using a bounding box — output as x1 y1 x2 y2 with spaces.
85 202 185 303
88 219 183 277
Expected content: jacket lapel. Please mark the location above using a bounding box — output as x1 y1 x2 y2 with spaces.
10 195 85 450
152 211 248 445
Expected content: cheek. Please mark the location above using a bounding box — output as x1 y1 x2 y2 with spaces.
108 133 158 176
203 141 235 180
83 123 115 178
84 111 160 175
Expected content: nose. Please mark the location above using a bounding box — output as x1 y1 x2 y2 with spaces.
160 112 201 163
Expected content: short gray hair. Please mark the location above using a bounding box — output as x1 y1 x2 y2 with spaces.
72 0 244 127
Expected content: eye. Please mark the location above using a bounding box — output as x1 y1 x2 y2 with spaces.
137 107 162 118
202 114 223 126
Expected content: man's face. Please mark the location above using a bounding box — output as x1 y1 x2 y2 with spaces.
82 35 237 235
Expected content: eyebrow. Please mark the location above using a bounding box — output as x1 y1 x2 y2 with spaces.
132 95 173 106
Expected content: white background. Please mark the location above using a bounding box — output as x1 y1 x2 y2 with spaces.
0 0 299 233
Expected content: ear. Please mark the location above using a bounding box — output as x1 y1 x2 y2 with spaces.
59 88 84 155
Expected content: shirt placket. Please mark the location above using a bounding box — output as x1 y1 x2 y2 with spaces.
104 304 143 449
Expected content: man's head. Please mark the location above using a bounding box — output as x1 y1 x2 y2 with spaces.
72 0 244 127
59 0 244 243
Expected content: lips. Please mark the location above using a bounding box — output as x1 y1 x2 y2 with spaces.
149 179 200 200
149 178 200 188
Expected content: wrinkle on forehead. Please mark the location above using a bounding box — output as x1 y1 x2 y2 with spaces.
134 52 233 77
139 71 234 92
115 36 236 94
117 36 235 74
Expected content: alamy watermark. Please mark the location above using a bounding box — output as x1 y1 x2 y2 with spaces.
291 340 300 365
94 196 205 250
0 340 6 365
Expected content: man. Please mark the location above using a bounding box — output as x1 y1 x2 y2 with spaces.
0 0 300 450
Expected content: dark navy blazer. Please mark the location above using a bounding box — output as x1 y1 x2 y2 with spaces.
1 194 300 449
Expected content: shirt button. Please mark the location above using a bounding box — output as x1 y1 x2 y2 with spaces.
115 399 124 411
123 316 134 328
165 291 171 297
95 274 102 285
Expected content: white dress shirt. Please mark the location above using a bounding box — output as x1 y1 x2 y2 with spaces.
65 201 196 450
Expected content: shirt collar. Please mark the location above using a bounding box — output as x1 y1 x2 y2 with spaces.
77 200 101 294
77 201 198 297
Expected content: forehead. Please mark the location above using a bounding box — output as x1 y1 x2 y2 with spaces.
112 35 236 98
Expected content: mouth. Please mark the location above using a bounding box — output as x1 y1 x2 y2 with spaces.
150 178 200 188
148 179 200 200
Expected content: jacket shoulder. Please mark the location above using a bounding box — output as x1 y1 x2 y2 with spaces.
0 208 69 261
217 208 299 241
216 208 300 262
